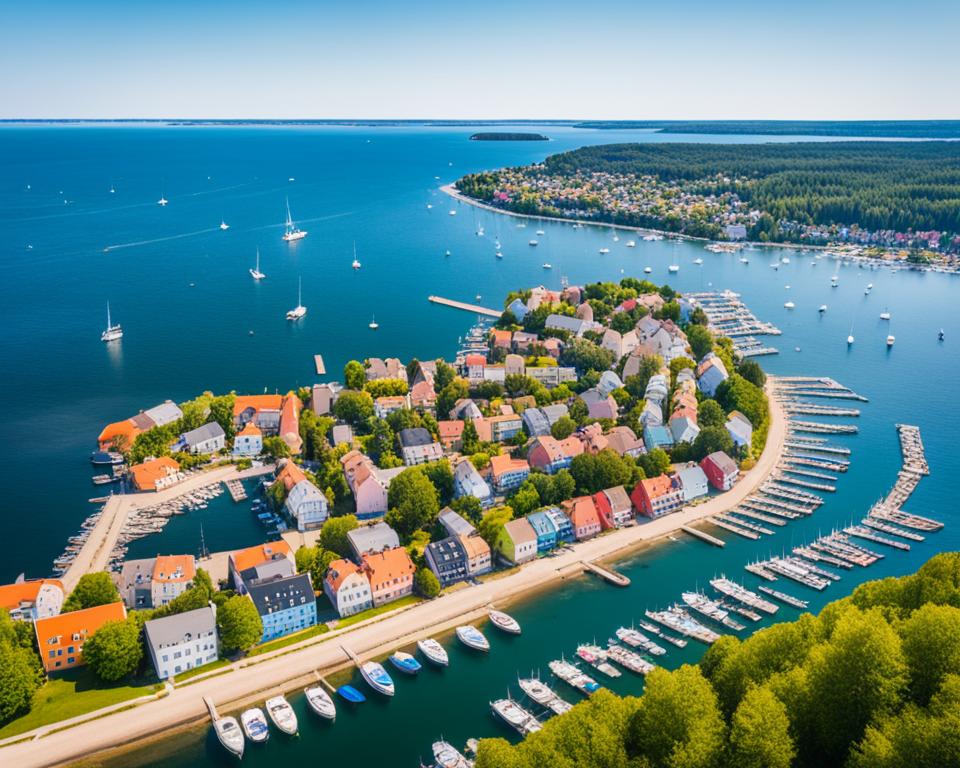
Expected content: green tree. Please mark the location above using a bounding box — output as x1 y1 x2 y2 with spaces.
569 397 589 425
550 415 577 440
510 482 541 517
728 686 795 768
461 418 480 454
217 595 263 653
83 618 143 682
63 572 120 612
209 393 237 441
570 449 632 495
333 390 375 426
899 604 960 705
261 435 291 459
697 399 726 430
715 375 768 432
638 448 671 478
434 359 456 390
364 378 409 398
422 459 455 506
560 338 616 374
551 470 576 502
319 515 359 558
692 426 735 462
414 567 441 598
386 468 440 538
449 494 483 525
344 360 366 390
736 359 766 389
623 356 663 395
0 618 42 724
437 379 469 418
686 324 714 361
478 506 513 549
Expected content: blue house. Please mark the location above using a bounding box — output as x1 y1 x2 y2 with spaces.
507 298 528 322
246 573 317 643
526 511 558 553
543 506 575 544
643 424 675 452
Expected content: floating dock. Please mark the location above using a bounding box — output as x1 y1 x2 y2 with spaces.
224 479 247 502
428 295 502 318
680 525 725 547
314 355 326 375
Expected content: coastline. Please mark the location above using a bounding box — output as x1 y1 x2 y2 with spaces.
1 383 786 768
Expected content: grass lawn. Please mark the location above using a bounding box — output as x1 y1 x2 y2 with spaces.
333 595 421 630
246 623 331 657
172 658 232 683
0 668 160 740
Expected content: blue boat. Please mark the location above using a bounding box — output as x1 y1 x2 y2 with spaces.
388 651 422 675
337 685 366 704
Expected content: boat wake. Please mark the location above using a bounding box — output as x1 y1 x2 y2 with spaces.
103 226 223 251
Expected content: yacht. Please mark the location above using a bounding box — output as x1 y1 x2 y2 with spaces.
250 249 266 280
286 277 307 320
448 209 457 216
212 714 245 758
598 247 610 254
740 256 750 264
495 251 503 259
488 609 521 635
352 242 362 270
781 256 790 264
784 301 795 309
879 309 891 320
265 696 298 735
388 651 422 675
240 707 270 743
417 638 449 667
668 265 679 273
282 198 308 241
547 658 601 695
867 282 874 290
433 740 471 768
369 315 379 330
644 266 652 274
219 219 229 231
490 698 540 736
100 302 123 342
536 228 545 236
847 331 855 345
477 225 485 236
456 624 490 651
90 451 124 466
304 685 337 720
886 334 895 347
693 257 704 265
360 660 395 696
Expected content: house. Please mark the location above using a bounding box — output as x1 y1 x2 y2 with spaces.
670 414 701 445
701 451 739 491
365 357 405 381
398 427 443 466
341 450 405 520
526 511 558 552
676 465 710 501
542 337 562 358
374 395 410 419
495 517 538 565
562 496 602 541
544 506 575 543
487 413 523 442
606 426 645 458
597 370 624 397
527 435 583 474
279 393 303 454
575 302 594 322
347 521 401 561
409 379 437 411
726 224 748 240
324 559 373 617
424 536 470 586
97 400 184 451
621 346 661 378
581 388 618 421
361 546 416 606
725 411 753 450
439 507 476 537
545 314 594 337
697 353 730 397
311 383 340 416
232 421 263 456
0 578 64 621
174 422 225 455
637 293 666 314
331 424 355 447
643 424 675 452
512 330 538 351
116 555 196 610
593 485 634 529
450 398 482 421
246 573 317 642
228 541 294 593
507 298 528 322
578 422 609 454
641 399 665 427
35 602 127 673
233 394 284 434
459 533 492 576
490 329 513 350
438 419 465 450
526 365 578 388
464 353 487 385
143 605 218 680
276 460 328 531
130 457 183 492
454 459 493 506
631 475 684 518
521 407 551 437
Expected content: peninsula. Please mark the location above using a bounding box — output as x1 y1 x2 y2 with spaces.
469 132 549 141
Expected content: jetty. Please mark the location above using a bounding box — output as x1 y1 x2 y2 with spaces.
683 290 780 356
680 525 725 547
581 560 631 586
314 355 326 375
864 424 942 532
428 295 502 318
789 421 858 435
224 479 247 503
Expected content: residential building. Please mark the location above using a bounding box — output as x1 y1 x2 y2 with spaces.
130 457 184 492
490 329 513 350
233 394 284 434
279 393 303 454
143 605 218 680
511 330 538 351
581 388 618 420
597 370 625 397
506 298 528 322
374 395 410 419
0 578 64 621
438 508 476 538
116 555 196 610
676 465 710 501
526 511 558 552
643 424 675 452
544 506 575 544
641 399 665 427
35 602 127 673
527 435 583 474
97 400 184 451
246 573 317 642
701 451 739 491
631 475 684 518
670 415 701 445
331 424 354 447
425 536 470 587
409 378 437 411
463 353 487 385
398 427 443 466
575 301 594 322
324 559 373 617
438 419 465 450
347 521 401 561
606 426 645 458
487 413 523 442
697 353 730 397
449 398 482 421
578 422 609 454
593 485 634 529
725 411 753 450
174 422 225 455
341 450 405 520
454 459 493 506
232 421 263 456
562 496 602 541
521 407 551 437
459 533 492 576
239 558 295 589
361 547 416 606
228 541 294 593
495 517 538 565
311 383 340 416
504 354 525 376
276 460 328 531
365 357 405 381
526 365 577 388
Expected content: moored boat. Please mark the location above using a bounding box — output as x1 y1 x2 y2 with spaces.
265 695 298 735
90 451 124 465
490 698 540 735
417 637 449 666
432 740 472 768
575 644 621 678
456 625 490 651
337 684 366 704
213 715 244 758
240 707 270 743
389 651 422 674
488 609 521 635
304 685 336 719
548 658 601 695
360 660 395 696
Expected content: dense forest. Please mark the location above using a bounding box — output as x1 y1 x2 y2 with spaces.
475 552 960 768
572 120 960 139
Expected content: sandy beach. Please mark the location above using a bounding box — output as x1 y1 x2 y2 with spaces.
2 386 785 767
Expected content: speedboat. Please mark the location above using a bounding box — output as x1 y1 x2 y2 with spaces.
668 265 679 273
541 262 552 270
417 638 449 667
784 301 795 309
456 625 490 651
352 242 362 269
337 684 366 704
740 256 749 264
389 651 422 675
598 247 610 254
880 309 891 320
490 698 540 735
265 695 298 735
488 609 521 635
819 304 827 313
212 715 245 758
495 251 503 259
536 229 545 236
157 195 168 206
781 256 790 264
448 209 457 216
360 660 395 696
847 334 855 345
433 740 471 768
219 220 229 231
693 257 704 265
240 707 270 743
304 685 337 719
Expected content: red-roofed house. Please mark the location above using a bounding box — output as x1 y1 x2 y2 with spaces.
361 547 415 606
701 451 739 491
130 457 183 492
593 485 634 529
324 559 373 617
228 541 294 592
35 602 127 672
489 453 531 492
464 354 486 385
562 496 602 540
527 435 583 474
279 393 303 454
437 420 465 450
0 578 64 621
631 475 683 518
490 329 513 350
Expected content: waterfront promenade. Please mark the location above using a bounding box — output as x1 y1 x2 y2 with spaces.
2 388 784 767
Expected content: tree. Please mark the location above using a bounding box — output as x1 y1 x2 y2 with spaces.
414 567 441 598
461 418 480 455
899 604 960 705
638 448 671 478
83 618 142 682
560 338 615 374
437 379 469 419
261 435 290 459
344 360 366 390
475 381 504 400
217 595 263 653
686 324 714 361
697 399 726 430
421 459 455 506
510 482 541 517
477 506 513 549
450 494 483 525
623 357 662 396
386 468 440 538
434 359 456 390
550 416 577 440
63 572 120 612
737 359 766 389
552 470 576 503
728 686 795 768
569 397 589 425
570 450 633 495
209 393 237 441
692 426 735 462
319 515 359 558
364 378 408 398
0 619 42 724
333 390 375 426
716 375 768 431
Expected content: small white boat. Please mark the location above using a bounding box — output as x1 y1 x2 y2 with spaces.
494 239 501 249
886 334 895 347
213 715 245 758
495 251 503 259
781 256 790 264
265 695 298 735
477 226 485 236
282 198 308 241
819 304 827 313
445 250 451 257
433 740 471 768
541 262 552 270
360 660 395 696
417 638 449 667
598 247 610 254
612 232 619 242
847 334 855 345
536 229 545 236
831 275 839 286
286 277 307 320
693 257 703 265
626 240 636 247
304 685 337 720
784 301 795 309
740 256 750 264
352 242 362 270
369 314 379 330
100 301 123 342
867 282 874 290
529 239 539 246
770 262 779 270
668 265 679 273
644 266 652 273
241 707 270 743
157 195 168 206
250 248 266 280
880 309 891 320
864 287 871 295
448 209 457 216
488 609 521 635
219 220 229 231
456 625 490 651
426 203 433 209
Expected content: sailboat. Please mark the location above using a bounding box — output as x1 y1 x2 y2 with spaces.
286 277 307 320
369 315 379 330
219 219 229 231
847 323 855 345
100 302 123 342
157 192 168 206
352 242 362 270
282 198 308 242
250 249 265 280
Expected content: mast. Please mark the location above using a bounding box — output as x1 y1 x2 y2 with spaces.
298 276 302 307
285 197 293 229
256 248 260 271
106 301 111 329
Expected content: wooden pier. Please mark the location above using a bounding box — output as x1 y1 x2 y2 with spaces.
428 295 503 318
789 421 858 435
314 355 326 375
224 479 247 502
581 560 631 586
710 517 759 540
680 525 725 547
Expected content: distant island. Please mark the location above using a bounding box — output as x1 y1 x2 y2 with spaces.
571 119 960 139
469 132 548 141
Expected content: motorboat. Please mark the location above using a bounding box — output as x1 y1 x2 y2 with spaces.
304 685 337 719
389 651 422 674
495 251 503 259
90 451 124 466
240 707 270 743
847 333 855 345
282 198 308 241
693 257 703 265
101 301 123 342
548 658 601 694
417 638 449 666
433 740 471 768
448 209 457 216
360 660 395 696
528 239 539 246
831 275 839 286
456 625 489 651
490 698 540 735
219 220 229 231
536 228 545 236
781 256 790 264
575 644 621 678
286 277 307 320
487 609 521 635
886 335 895 347
668 264 679 273
157 195 168 206
92 474 119 485
819 304 827 313
598 247 610 254
784 301 795 309
644 266 652 273
880 309 891 320
265 695 298 735
626 240 636 247
740 256 749 264
212 714 245 758
336 684 366 704
250 248 266 280
605 643 655 675
541 263 552 270
518 677 557 707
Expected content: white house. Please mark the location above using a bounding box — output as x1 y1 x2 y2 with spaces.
453 459 493 507
285 480 329 531
398 427 443 466
232 421 263 456
324 559 373 617
175 422 225 455
143 605 218 680
675 465 709 502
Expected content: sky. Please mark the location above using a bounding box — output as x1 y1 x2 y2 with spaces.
2 0 959 120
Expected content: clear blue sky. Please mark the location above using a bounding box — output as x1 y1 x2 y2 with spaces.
2 0 958 119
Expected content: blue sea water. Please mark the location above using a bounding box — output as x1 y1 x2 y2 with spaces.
1 124 958 765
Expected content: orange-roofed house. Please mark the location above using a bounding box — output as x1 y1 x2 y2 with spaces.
228 540 294 592
437 420 465 451
464 354 486 385
593 485 634 529
490 328 513 350
323 558 373 617
279 393 303 454
97 419 142 451
409 379 437 412
489 453 530 492
233 421 263 457
0 578 64 621
527 435 583 474
631 474 684 518
275 459 328 531
562 496 602 541
360 546 416 607
152 555 196 606
130 456 183 492
35 602 127 673
459 534 492 576
233 394 284 434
